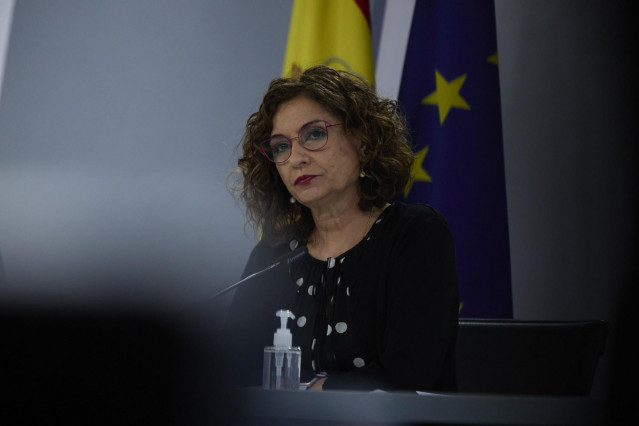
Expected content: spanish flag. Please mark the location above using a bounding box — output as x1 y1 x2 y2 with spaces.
282 0 374 85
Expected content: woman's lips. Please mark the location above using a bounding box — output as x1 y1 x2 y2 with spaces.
295 175 317 185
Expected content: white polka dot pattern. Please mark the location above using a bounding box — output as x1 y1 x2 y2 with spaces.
335 322 347 333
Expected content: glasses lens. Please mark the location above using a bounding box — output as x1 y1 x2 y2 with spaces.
300 122 328 150
263 137 291 163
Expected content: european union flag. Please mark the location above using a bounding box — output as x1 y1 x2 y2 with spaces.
398 0 512 318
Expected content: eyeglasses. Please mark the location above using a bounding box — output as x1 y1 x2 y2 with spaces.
259 120 342 164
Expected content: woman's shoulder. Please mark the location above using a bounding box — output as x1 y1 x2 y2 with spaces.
375 202 454 249
385 202 450 228
373 202 456 265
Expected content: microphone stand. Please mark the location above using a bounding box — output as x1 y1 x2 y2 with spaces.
210 246 307 299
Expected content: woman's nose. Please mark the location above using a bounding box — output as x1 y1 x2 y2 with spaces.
288 138 309 166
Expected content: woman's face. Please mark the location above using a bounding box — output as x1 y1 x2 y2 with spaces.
271 95 362 212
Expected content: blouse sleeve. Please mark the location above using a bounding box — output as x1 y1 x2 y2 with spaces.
323 209 459 391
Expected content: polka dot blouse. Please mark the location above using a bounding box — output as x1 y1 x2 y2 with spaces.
236 202 459 391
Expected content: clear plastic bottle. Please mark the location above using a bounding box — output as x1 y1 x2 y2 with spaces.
262 310 301 390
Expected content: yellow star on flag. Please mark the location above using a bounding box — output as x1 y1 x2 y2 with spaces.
422 70 470 125
404 145 432 198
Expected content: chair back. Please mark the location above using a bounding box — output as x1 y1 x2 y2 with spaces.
455 319 607 396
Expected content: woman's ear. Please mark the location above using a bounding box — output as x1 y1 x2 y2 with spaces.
359 140 368 157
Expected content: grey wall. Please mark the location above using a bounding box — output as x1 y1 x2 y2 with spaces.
0 0 293 307
496 0 636 323
0 0 635 397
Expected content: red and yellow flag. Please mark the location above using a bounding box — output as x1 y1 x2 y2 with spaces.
282 0 374 85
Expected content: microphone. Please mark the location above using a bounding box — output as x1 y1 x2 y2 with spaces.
211 245 307 299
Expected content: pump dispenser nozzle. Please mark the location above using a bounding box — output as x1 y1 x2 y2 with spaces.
273 309 295 347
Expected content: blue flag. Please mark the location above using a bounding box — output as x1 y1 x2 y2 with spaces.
398 0 512 318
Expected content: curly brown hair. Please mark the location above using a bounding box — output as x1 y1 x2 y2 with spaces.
233 65 414 246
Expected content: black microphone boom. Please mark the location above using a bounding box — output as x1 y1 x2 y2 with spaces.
211 246 307 299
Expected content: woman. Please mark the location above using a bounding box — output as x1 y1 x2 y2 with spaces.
232 65 458 391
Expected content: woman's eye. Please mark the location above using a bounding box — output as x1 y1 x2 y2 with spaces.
305 128 327 141
271 140 290 154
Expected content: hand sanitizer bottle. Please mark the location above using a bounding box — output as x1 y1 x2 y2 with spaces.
262 310 301 390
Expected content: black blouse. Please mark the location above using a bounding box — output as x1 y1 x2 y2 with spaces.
236 202 458 391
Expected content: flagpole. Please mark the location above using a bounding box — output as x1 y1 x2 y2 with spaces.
0 0 16 104
374 0 415 100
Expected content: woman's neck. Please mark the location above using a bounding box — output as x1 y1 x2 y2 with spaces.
307 203 387 260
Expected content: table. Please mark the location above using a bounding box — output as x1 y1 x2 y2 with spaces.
229 388 604 425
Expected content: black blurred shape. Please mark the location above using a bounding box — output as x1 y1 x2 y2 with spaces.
606 278 639 424
0 301 233 425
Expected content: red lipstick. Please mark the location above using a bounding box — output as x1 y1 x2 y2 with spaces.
295 175 317 185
